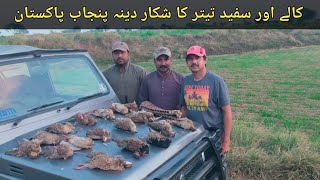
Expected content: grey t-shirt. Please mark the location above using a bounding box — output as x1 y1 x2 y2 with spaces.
179 71 230 129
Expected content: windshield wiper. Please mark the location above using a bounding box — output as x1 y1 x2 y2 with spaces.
27 100 64 112
13 100 64 126
66 92 105 110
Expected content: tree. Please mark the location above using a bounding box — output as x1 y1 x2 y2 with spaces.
4 23 29 34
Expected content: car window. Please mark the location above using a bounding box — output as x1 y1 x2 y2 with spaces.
0 54 109 123
49 57 105 97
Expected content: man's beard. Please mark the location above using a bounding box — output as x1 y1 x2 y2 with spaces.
115 58 128 66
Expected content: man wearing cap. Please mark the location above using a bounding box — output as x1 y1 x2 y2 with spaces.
138 47 183 110
103 41 146 104
179 45 233 154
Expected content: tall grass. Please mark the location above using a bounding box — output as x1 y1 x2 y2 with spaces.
117 29 209 37
2 30 320 69
228 122 320 180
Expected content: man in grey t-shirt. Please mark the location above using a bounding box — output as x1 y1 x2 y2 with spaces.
138 47 183 110
103 41 146 104
179 45 233 154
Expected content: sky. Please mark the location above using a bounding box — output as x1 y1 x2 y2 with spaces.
0 29 62 36
0 29 96 36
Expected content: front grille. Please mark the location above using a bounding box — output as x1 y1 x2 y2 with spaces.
171 141 218 180
176 154 205 179
9 164 24 177
152 131 226 180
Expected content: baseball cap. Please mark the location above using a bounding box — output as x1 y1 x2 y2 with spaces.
153 47 171 59
186 45 206 57
112 41 129 52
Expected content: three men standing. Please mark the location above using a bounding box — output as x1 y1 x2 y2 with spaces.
103 42 232 154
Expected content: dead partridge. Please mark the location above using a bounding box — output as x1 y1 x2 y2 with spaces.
168 118 197 132
43 141 74 160
123 101 139 112
32 131 61 145
111 103 129 114
86 151 108 158
92 108 115 119
125 111 155 123
73 112 97 126
147 128 171 148
148 120 175 137
5 139 41 159
46 122 75 135
66 135 94 150
75 152 132 171
113 138 149 158
114 118 137 133
86 128 111 142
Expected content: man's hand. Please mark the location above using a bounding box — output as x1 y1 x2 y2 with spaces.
221 138 230 154
180 105 187 118
221 104 232 154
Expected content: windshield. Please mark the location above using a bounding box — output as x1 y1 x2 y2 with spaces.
0 54 109 123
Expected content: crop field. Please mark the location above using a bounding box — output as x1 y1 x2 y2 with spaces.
138 46 320 179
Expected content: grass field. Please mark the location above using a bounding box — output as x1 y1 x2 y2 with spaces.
137 46 320 179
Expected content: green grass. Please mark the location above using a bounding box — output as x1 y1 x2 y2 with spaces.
138 46 320 179
309 92 320 100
